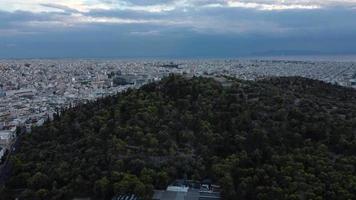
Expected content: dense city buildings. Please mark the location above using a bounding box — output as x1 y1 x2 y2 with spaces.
0 59 356 154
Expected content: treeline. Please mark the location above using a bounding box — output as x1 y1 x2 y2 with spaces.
1 75 356 200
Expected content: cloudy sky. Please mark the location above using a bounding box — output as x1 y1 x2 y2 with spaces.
0 0 356 58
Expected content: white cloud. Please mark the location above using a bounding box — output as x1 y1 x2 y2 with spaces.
227 1 321 10
1 0 356 37
0 0 113 12
1 0 356 14
73 15 179 25
130 30 161 36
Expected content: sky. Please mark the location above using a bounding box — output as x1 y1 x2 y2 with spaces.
0 0 356 58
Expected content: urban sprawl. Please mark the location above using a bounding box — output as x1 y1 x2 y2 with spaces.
1 59 356 162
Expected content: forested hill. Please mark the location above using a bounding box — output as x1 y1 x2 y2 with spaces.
2 75 356 200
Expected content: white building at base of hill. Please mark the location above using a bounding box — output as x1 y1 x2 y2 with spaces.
0 128 16 147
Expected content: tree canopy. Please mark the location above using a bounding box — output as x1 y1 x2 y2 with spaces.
1 75 356 200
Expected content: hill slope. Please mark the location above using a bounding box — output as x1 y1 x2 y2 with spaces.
1 75 356 200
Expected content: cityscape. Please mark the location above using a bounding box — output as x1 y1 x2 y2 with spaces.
1 58 353 199
2 0 356 199
1 59 356 160
1 59 356 143
1 59 355 199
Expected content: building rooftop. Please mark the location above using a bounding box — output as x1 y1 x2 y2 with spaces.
153 179 221 200
0 130 12 139
167 186 189 192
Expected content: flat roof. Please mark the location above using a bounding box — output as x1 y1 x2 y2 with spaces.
0 130 12 134
0 130 12 139
167 186 189 192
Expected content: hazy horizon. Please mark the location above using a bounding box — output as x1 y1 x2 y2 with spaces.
2 54 356 63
